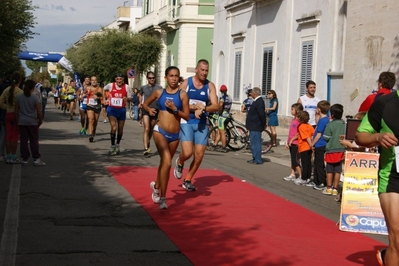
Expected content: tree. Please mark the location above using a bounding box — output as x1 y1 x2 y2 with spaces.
0 0 36 75
65 29 162 83
26 61 47 73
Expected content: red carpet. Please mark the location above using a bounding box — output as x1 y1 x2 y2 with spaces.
107 166 384 266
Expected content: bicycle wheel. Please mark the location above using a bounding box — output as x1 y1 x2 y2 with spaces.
129 104 134 119
227 125 247 151
261 129 273 154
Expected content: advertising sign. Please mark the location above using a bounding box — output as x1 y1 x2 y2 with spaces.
339 151 387 235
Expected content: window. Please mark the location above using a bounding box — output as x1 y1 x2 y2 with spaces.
300 41 314 95
233 52 242 101
261 47 273 96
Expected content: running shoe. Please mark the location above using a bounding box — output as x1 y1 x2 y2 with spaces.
115 144 120 155
108 146 117 156
150 181 160 203
89 135 94 142
9 158 22 164
143 148 151 156
332 188 339 196
79 128 85 135
21 159 29 165
294 178 308 185
174 158 183 179
322 187 333 195
70 116 73 120
158 197 168 209
33 158 46 166
305 181 316 187
313 183 325 190
182 179 196 191
376 248 386 266
283 175 296 181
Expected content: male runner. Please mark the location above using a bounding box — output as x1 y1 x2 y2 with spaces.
173 59 219 191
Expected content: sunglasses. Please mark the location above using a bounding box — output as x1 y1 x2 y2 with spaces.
147 77 155 80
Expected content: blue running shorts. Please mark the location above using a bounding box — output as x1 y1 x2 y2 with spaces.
107 106 126 121
180 123 208 146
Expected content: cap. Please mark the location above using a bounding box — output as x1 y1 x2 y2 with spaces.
220 85 227 92
115 73 124 78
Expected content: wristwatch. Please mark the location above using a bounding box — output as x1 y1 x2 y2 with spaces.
173 109 179 114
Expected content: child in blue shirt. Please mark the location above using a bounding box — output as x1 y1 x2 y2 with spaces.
310 100 330 190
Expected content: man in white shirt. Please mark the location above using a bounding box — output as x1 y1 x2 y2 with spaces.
297 80 320 127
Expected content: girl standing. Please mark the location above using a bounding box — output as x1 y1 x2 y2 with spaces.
15 80 45 166
0 71 23 164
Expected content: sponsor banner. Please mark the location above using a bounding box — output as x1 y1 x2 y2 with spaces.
339 151 387 235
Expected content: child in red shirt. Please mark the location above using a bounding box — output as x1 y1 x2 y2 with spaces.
294 111 315 185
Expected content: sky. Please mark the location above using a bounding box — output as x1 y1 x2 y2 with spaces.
25 0 129 53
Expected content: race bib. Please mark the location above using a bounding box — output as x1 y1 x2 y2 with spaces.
111 98 123 107
82 98 88 104
67 95 74 100
89 98 97 105
189 99 206 106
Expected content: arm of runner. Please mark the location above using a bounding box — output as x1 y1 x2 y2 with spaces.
179 90 190 121
205 81 219 113
142 89 160 116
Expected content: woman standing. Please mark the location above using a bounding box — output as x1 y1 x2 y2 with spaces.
265 90 279 147
0 71 23 164
15 80 45 166
143 66 189 209
84 76 103 142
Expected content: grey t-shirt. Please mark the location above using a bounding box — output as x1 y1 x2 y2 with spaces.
16 93 41 126
141 84 162 109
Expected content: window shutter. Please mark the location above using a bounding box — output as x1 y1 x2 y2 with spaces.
300 41 314 95
261 47 273 96
233 52 242 101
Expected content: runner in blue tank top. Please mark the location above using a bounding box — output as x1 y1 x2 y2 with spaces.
143 66 190 209
173 59 219 192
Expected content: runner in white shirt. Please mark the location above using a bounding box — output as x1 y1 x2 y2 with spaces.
297 80 321 127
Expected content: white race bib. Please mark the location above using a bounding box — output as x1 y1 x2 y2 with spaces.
82 98 88 104
111 98 123 107
89 98 97 105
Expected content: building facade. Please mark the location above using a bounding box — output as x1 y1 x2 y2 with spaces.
213 0 399 123
135 0 215 82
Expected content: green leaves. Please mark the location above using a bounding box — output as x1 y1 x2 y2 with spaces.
65 29 162 83
0 0 36 74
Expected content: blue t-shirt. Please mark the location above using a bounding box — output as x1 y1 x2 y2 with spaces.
186 77 209 124
313 116 329 148
158 89 182 112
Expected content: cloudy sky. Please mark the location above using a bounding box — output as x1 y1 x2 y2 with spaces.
26 0 128 53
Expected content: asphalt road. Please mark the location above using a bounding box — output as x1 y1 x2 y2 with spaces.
0 103 388 265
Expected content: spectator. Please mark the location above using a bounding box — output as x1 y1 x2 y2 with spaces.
356 77 399 265
358 71 396 113
310 100 331 190
322 104 345 196
214 84 232 153
0 74 10 162
245 87 266 165
131 88 140 121
15 80 45 166
265 89 279 146
241 89 253 114
283 103 303 181
294 111 315 185
0 71 23 164
297 80 320 127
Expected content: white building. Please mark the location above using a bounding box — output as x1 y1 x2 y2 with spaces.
134 0 215 81
213 0 399 124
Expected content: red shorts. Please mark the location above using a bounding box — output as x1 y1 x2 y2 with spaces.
5 112 19 142
325 152 344 163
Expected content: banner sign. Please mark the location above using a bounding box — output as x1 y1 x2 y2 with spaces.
18 51 63 62
339 151 387 235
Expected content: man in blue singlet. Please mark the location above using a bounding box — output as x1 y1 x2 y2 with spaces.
173 59 219 191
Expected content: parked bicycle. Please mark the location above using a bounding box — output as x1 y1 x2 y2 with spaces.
126 101 135 120
207 113 273 154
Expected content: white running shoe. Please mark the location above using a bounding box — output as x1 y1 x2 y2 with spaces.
158 197 168 209
150 181 160 203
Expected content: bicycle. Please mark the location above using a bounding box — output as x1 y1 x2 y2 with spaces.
207 113 273 154
126 101 135 120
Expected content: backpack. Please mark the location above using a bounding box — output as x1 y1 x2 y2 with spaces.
40 86 48 99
